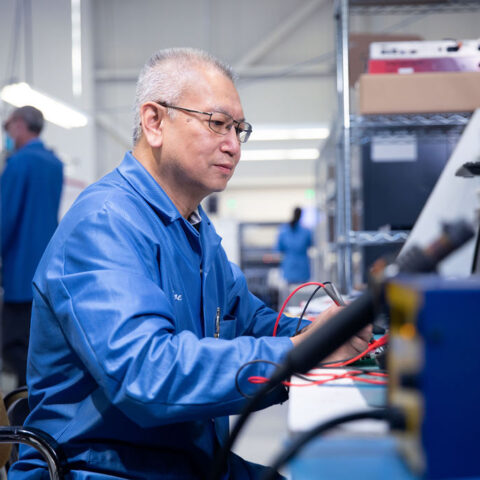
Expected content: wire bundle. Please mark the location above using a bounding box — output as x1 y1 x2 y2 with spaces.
273 281 345 337
235 359 388 398
237 281 388 397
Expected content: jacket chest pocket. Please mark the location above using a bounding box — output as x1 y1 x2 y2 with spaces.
218 314 237 340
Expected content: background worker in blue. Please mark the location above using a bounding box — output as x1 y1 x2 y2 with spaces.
10 48 371 479
1 105 63 387
276 207 313 285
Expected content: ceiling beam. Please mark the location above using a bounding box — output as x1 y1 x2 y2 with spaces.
95 64 334 82
234 0 325 68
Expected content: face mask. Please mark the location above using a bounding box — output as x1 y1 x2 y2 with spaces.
3 133 15 154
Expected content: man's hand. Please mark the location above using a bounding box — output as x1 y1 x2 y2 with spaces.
289 303 372 364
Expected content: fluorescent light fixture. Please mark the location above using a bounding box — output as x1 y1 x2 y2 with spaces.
1 82 88 129
71 0 82 96
249 126 330 141
241 148 319 161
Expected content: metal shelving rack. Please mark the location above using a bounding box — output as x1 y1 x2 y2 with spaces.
333 0 480 294
352 112 471 141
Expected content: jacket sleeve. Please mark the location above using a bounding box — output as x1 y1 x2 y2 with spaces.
43 205 294 427
0 158 27 253
226 261 309 338
275 226 285 253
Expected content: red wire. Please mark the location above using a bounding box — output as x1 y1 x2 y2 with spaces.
305 370 387 379
267 283 389 387
322 334 389 368
248 370 388 387
247 334 390 389
248 373 340 387
273 281 331 337
308 369 388 385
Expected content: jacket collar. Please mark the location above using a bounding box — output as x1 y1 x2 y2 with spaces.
116 153 217 231
117 151 183 224
117 151 223 270
22 138 43 149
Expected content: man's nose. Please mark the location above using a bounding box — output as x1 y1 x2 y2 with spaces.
220 128 241 156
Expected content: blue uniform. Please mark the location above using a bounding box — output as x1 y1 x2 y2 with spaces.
10 152 303 479
276 224 313 284
1 138 63 301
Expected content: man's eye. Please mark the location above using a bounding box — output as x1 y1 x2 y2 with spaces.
212 120 226 127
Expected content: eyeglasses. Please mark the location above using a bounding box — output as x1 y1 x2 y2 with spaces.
156 101 252 143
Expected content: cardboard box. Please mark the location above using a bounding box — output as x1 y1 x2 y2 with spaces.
349 33 423 86
352 0 447 5
358 72 480 114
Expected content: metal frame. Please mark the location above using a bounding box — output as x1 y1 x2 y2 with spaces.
335 0 353 293
0 427 64 479
349 0 480 14
333 0 480 293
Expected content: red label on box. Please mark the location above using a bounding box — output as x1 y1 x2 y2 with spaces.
368 57 480 74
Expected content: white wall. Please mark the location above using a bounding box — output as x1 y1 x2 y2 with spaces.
0 0 97 213
2 0 480 227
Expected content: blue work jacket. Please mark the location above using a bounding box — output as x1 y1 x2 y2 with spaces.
0 138 63 301
10 152 303 479
276 224 313 284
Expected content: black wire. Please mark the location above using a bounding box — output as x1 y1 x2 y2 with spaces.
292 281 347 336
317 351 365 366
210 362 292 480
252 283 378 397
309 366 388 377
235 359 283 399
318 336 388 367
260 408 395 480
214 291 379 480
293 285 324 336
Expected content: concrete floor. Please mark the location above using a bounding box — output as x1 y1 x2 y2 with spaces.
231 401 292 479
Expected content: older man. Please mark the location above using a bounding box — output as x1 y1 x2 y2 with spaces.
10 48 370 479
1 106 63 387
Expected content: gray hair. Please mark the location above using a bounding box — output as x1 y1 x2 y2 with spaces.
10 105 44 134
132 47 237 145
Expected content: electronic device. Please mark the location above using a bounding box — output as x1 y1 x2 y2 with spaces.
368 39 480 74
381 221 480 478
386 275 480 479
213 220 475 480
361 133 461 278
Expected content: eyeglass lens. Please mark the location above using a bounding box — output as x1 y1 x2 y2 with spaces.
209 112 251 143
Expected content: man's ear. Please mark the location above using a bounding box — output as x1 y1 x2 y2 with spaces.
139 102 164 148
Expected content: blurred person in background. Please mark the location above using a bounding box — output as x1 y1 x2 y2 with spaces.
1 105 63 386
276 206 313 285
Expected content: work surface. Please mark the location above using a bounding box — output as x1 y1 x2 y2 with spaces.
288 369 416 480
286 367 480 480
288 367 387 434
287 366 400 479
